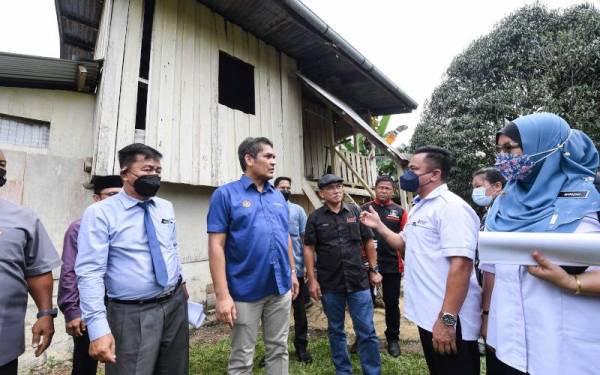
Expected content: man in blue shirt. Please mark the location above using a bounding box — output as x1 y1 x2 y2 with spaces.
76 143 188 375
274 176 312 364
207 137 299 375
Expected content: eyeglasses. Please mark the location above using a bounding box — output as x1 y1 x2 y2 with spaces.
99 191 119 197
495 142 521 154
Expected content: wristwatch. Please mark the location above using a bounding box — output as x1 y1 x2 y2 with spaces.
368 265 380 273
441 312 457 327
37 308 58 319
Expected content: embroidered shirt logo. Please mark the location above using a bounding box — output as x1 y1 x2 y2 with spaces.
242 200 252 208
388 209 400 218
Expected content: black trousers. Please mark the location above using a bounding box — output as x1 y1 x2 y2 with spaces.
0 358 17 375
486 349 528 375
418 319 480 375
292 276 309 351
370 272 402 342
72 331 98 375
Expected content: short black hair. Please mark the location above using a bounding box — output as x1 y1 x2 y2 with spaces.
237 137 273 172
375 175 394 187
118 143 162 169
473 167 506 188
274 176 291 187
413 145 455 181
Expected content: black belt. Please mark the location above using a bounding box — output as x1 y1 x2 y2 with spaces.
107 276 183 305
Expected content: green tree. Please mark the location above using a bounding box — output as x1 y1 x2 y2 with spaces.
411 3 600 200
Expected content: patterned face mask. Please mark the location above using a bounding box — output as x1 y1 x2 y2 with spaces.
494 153 535 182
495 131 573 182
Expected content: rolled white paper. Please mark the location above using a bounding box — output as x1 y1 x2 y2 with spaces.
478 231 600 266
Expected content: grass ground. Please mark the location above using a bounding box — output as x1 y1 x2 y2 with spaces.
36 300 487 374
190 333 429 375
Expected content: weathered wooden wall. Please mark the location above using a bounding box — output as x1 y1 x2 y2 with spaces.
302 98 333 180
93 0 304 193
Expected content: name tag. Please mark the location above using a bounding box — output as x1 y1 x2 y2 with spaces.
558 191 589 199
346 216 357 223
161 218 175 224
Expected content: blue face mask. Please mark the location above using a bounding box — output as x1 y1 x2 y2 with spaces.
471 187 493 207
400 170 431 192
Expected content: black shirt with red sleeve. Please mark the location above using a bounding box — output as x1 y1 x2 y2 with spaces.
361 199 407 274
304 203 374 293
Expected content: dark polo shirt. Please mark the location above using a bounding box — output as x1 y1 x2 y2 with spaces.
304 203 374 293
361 199 407 274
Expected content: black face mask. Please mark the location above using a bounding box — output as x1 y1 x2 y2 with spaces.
280 190 291 201
133 174 161 197
0 168 6 187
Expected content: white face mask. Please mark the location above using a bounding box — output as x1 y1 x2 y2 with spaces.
472 187 493 207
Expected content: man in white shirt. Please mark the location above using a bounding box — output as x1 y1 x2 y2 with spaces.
361 146 482 375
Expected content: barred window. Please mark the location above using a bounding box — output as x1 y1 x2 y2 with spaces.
0 114 50 149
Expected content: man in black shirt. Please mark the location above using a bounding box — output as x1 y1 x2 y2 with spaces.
361 175 407 357
304 174 382 375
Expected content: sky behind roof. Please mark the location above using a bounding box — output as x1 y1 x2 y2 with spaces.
0 0 597 145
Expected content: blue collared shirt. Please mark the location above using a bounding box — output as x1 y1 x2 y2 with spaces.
75 190 182 340
288 201 307 277
207 175 291 302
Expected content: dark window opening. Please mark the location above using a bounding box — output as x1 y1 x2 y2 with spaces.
135 84 148 130
218 51 255 114
139 0 155 80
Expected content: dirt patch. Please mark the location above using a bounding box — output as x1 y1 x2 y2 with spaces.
304 297 423 354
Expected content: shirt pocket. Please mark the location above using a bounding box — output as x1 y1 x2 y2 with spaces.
156 219 177 249
347 222 362 241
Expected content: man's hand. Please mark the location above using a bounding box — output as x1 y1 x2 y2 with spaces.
291 273 300 300
308 278 321 300
216 294 237 328
359 206 383 229
432 318 457 355
32 316 54 356
65 317 86 337
369 271 383 286
89 333 116 363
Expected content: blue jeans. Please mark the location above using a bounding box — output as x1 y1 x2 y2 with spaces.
321 290 381 375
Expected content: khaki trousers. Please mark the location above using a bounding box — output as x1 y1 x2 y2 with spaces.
228 291 292 375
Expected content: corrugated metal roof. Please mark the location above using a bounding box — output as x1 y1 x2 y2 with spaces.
55 0 103 60
0 52 100 92
54 0 418 115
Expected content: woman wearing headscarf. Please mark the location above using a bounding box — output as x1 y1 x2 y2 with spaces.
482 113 600 375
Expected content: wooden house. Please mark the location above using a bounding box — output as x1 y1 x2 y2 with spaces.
0 0 416 367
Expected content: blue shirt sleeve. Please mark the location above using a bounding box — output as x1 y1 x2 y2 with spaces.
75 204 112 341
207 188 231 233
299 207 307 236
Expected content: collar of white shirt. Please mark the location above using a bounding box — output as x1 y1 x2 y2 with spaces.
415 184 448 204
